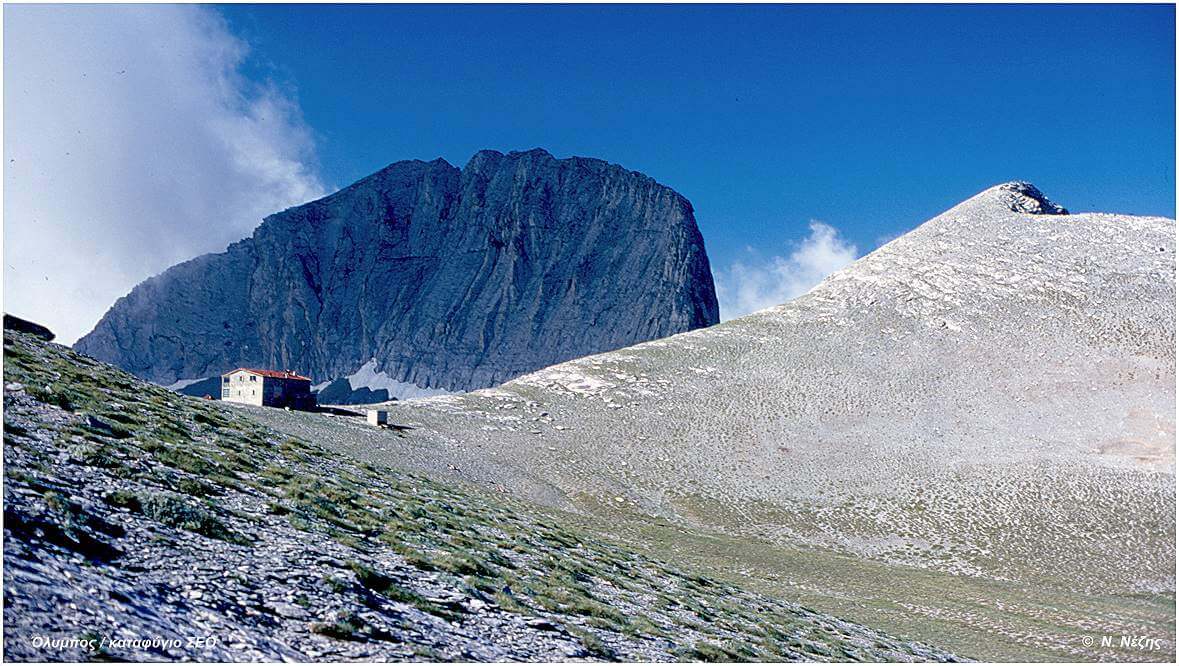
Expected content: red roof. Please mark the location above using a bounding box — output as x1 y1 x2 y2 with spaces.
226 368 312 382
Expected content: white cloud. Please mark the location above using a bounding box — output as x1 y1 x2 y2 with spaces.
714 221 859 321
3 5 326 344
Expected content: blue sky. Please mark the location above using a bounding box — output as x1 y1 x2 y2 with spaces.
5 3 1176 341
219 3 1175 261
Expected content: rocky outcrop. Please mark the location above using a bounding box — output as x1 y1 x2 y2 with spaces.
314 378 390 406
994 181 1069 215
74 149 719 392
4 314 54 341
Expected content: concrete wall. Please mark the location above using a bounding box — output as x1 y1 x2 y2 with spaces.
221 370 264 406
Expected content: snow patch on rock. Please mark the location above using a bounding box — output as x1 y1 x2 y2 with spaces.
345 359 453 401
167 377 206 391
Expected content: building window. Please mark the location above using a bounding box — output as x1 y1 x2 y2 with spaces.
222 376 229 384
250 375 257 382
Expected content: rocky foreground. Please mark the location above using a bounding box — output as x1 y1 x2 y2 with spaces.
2 328 960 662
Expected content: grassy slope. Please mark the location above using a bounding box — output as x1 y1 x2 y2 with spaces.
591 508 1174 663
2 329 959 662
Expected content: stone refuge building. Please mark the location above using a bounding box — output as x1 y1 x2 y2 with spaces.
221 368 316 410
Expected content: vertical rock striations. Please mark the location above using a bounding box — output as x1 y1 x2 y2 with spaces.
74 149 719 393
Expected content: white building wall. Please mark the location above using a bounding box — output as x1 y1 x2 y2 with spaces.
221 370 264 406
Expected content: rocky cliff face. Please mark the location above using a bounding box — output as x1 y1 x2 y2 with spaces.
74 149 719 392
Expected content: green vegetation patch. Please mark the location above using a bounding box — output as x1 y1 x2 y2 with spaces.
104 488 249 545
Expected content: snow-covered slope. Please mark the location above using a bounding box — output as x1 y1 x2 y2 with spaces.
249 182 1175 660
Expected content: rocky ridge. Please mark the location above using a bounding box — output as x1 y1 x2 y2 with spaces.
74 149 719 398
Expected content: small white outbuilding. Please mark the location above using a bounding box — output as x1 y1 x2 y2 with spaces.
367 410 388 427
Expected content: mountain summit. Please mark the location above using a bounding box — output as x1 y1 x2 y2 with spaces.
74 149 719 393
989 180 1069 215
